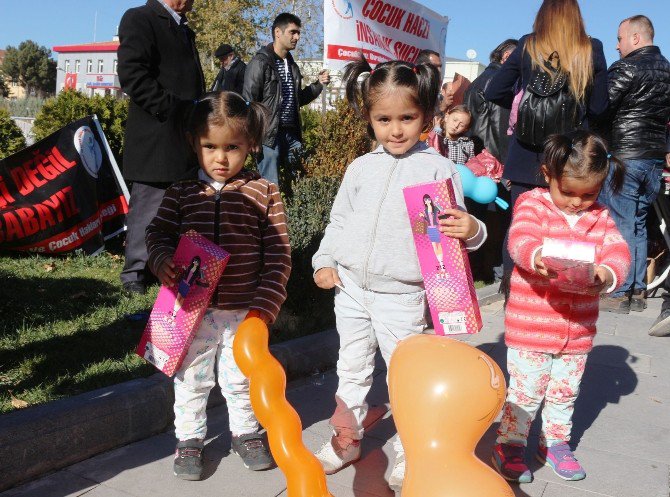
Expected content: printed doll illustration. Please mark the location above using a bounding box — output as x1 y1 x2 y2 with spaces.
419 194 447 277
172 256 209 318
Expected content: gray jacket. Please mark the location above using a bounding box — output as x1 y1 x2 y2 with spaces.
313 142 487 294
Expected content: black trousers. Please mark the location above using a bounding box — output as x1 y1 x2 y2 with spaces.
120 181 171 285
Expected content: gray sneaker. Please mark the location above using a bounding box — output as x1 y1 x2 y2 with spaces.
173 439 204 481
649 308 670 337
231 433 274 471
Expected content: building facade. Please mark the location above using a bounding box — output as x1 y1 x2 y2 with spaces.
53 40 122 97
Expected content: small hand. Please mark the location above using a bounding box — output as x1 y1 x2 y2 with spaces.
438 208 478 240
318 69 330 85
314 267 341 289
534 250 557 279
157 256 177 286
582 266 612 296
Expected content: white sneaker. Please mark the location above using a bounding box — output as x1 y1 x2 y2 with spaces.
388 452 405 492
315 436 361 474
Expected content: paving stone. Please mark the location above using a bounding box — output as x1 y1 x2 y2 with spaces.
0 471 98 497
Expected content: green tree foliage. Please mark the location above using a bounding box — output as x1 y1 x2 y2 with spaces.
190 0 264 87
32 90 128 162
0 108 27 159
2 41 57 96
0 73 9 98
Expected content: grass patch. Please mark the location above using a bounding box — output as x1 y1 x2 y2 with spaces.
0 250 157 414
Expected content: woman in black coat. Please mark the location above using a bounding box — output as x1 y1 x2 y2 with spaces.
484 0 608 277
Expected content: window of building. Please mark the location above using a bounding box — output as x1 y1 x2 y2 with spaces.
113 59 118 74
75 60 80 73
64 60 70 72
98 59 104 73
87 59 92 73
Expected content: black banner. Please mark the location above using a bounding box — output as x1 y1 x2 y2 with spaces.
0 115 128 254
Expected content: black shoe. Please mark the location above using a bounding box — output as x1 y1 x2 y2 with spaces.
173 439 204 481
123 281 146 295
231 433 274 471
649 309 670 337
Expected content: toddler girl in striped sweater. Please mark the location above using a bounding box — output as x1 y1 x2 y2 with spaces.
492 130 631 484
146 91 291 481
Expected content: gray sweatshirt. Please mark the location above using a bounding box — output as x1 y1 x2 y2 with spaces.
313 142 487 294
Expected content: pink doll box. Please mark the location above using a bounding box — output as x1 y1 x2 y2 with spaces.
542 238 596 293
403 179 482 335
137 230 229 376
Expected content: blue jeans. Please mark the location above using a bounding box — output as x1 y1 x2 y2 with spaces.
599 158 665 296
256 128 302 186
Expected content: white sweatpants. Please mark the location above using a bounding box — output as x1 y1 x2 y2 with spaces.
331 270 428 454
173 308 259 441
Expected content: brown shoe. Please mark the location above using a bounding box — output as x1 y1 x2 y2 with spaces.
599 295 630 314
630 292 647 312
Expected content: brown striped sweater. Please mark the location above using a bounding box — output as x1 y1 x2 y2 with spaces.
146 171 291 323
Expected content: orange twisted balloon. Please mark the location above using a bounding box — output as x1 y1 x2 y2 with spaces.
233 314 333 497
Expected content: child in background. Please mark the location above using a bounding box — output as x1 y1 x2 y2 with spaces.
443 104 475 164
146 91 291 481
492 130 631 483
312 57 487 492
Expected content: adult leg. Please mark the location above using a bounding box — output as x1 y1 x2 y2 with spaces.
120 182 170 291
256 143 280 186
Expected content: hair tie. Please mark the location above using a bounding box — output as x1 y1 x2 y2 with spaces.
245 100 250 106
412 66 418 73
607 153 612 159
370 69 375 75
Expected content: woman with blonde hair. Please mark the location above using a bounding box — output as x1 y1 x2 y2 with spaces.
484 0 608 297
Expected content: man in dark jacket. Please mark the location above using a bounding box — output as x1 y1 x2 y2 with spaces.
599 15 670 315
117 0 204 295
210 44 246 94
243 12 329 186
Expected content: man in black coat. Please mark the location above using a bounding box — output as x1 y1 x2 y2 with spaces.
210 44 246 94
598 15 670 315
117 0 205 295
243 12 329 186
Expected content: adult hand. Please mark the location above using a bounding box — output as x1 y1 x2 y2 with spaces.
318 69 330 85
665 152 669 169
156 256 177 286
314 267 341 289
438 209 478 240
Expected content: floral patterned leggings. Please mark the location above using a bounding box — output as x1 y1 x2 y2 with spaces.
497 347 587 448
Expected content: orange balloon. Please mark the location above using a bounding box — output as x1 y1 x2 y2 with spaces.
233 316 333 497
388 335 513 497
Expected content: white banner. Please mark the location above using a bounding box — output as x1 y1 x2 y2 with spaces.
324 0 449 72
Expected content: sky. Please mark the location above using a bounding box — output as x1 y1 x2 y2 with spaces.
0 0 668 68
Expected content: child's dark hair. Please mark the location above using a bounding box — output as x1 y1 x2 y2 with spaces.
187 91 268 150
446 104 472 120
543 130 624 192
342 56 441 138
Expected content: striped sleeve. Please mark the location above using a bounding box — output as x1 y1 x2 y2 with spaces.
146 185 181 277
598 212 631 292
249 182 291 323
507 193 545 273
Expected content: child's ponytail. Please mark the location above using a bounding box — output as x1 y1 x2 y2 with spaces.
342 56 374 118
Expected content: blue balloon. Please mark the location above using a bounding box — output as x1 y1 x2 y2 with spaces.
455 164 509 210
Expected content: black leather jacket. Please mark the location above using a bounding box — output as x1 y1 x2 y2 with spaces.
463 62 511 164
607 46 670 159
243 44 322 148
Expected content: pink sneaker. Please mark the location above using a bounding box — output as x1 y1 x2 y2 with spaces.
537 443 586 481
491 443 533 483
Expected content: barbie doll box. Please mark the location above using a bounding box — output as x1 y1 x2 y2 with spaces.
137 230 230 376
403 179 482 335
541 238 596 293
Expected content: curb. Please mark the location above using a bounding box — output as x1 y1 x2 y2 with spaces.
0 283 501 491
